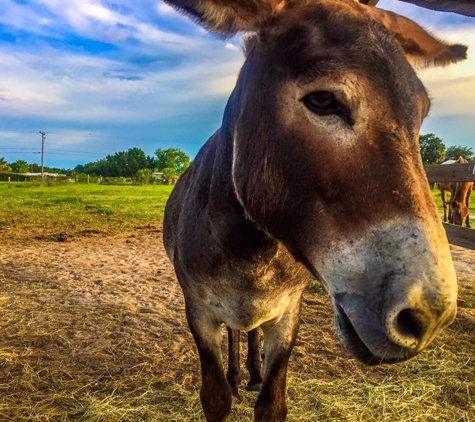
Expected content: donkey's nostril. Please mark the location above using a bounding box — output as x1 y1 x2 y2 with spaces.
396 309 425 341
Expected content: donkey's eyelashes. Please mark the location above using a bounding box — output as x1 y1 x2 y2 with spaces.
303 91 354 126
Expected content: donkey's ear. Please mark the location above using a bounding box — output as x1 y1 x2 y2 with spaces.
163 0 287 36
366 7 467 68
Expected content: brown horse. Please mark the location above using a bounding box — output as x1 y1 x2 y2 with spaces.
163 1 466 420
437 159 457 223
437 157 473 227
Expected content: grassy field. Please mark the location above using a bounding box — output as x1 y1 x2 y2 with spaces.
0 181 474 421
0 181 472 240
0 182 174 241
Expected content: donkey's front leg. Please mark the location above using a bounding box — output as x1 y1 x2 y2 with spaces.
254 298 302 422
185 304 232 422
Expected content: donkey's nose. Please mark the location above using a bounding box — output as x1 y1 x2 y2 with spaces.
385 306 432 350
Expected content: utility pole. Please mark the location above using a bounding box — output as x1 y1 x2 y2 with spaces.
39 131 46 180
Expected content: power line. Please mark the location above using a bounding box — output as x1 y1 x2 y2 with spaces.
0 149 40 151
0 129 199 144
0 147 108 156
0 151 41 154
47 149 106 156
0 130 37 135
45 152 106 157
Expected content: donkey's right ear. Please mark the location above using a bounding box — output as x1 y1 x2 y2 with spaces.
163 0 287 36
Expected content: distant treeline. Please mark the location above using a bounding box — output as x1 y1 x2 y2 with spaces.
0 147 191 185
419 134 474 164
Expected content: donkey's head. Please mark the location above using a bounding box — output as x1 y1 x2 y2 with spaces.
165 0 465 364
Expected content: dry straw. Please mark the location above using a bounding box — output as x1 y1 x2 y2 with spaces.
0 233 473 421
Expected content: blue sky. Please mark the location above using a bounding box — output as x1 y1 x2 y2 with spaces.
0 0 474 169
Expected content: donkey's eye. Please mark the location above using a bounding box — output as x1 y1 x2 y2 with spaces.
303 91 354 126
304 91 341 114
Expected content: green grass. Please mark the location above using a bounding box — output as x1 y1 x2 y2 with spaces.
0 182 472 242
0 182 174 240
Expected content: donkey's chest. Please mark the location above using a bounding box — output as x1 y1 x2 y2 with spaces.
195 282 305 331
187 259 309 331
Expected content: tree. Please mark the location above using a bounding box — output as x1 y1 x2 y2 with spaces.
136 168 153 185
11 160 29 173
30 163 41 173
74 164 85 173
446 145 474 162
419 133 446 164
0 157 11 172
155 148 191 176
75 148 154 177
161 167 179 185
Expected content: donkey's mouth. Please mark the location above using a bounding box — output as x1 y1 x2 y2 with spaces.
334 303 380 365
334 303 412 366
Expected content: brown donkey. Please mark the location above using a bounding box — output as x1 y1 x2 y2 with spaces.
163 1 466 420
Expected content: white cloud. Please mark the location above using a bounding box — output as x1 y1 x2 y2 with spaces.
0 35 243 123
156 2 179 15
0 1 52 35
225 43 240 51
0 0 189 45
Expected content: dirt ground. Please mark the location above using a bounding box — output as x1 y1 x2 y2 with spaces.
0 225 474 421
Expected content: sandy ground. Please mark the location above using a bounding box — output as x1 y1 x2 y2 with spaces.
0 226 474 420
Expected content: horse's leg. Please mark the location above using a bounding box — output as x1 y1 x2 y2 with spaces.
226 327 242 402
185 303 232 422
466 186 472 228
254 298 302 422
442 189 448 222
246 328 263 391
449 189 455 224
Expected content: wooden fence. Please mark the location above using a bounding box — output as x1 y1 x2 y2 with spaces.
424 163 475 250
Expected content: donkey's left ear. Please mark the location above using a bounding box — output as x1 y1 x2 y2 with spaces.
366 7 467 68
163 0 287 36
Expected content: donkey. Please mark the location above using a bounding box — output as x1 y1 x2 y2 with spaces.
163 0 465 420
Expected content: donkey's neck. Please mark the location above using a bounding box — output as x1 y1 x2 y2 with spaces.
205 124 278 260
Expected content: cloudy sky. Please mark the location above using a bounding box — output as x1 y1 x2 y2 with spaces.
0 0 474 169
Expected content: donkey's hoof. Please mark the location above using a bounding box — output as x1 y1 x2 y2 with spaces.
246 382 262 392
